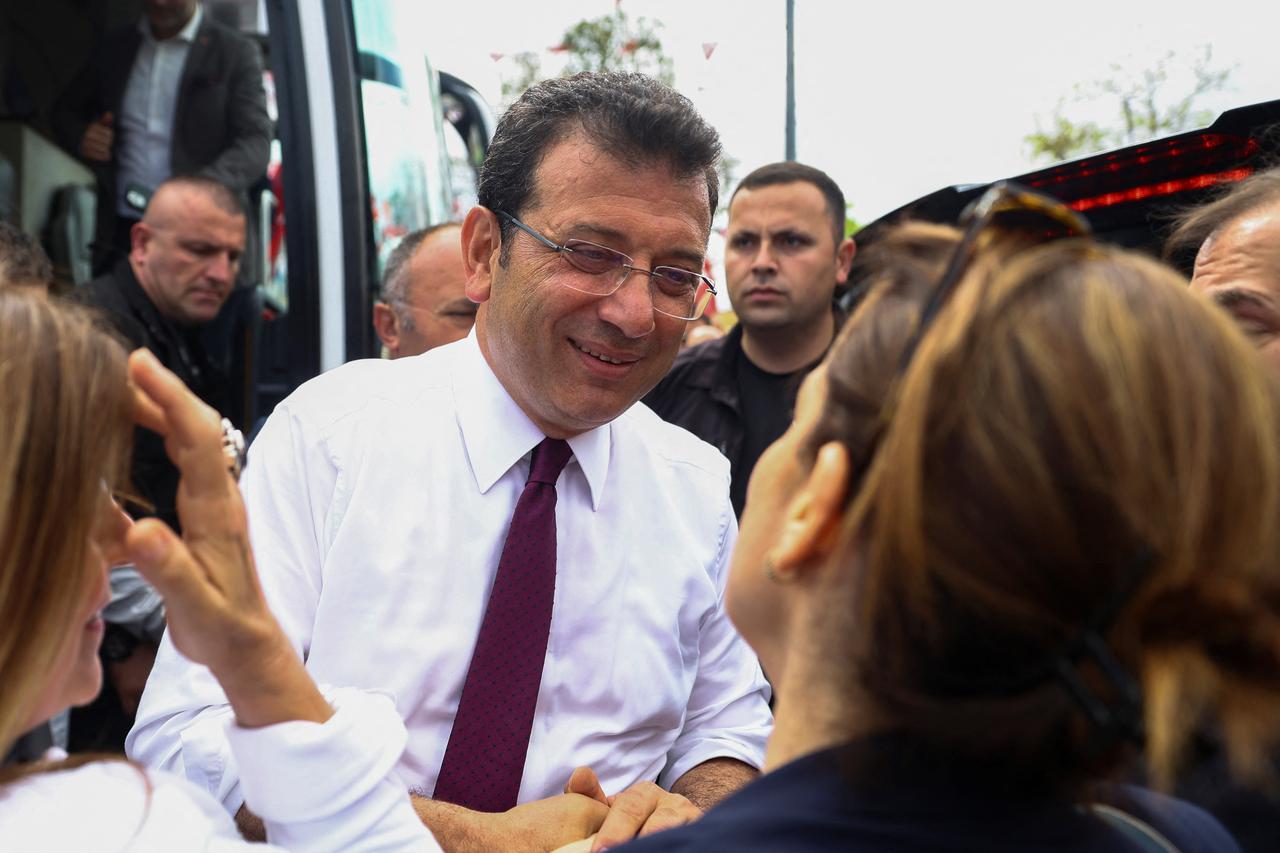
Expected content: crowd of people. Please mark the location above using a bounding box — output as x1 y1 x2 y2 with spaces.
3 12 1280 851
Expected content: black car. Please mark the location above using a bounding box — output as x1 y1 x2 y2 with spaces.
848 99 1280 292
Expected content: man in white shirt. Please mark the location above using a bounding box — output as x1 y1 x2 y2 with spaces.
52 0 270 275
129 71 772 852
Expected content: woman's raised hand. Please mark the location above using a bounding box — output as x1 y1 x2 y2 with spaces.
124 348 330 726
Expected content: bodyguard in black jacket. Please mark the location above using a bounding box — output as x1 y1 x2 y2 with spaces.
645 162 855 516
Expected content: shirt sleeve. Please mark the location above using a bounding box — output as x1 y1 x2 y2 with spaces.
658 511 774 789
230 687 442 852
0 759 278 852
126 399 334 813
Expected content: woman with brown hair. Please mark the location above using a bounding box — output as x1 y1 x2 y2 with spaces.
0 288 441 850
612 185 1280 852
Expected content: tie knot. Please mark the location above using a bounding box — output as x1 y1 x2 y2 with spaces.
527 438 572 486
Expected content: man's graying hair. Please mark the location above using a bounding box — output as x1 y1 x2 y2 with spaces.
379 222 461 331
478 71 721 264
1164 164 1280 274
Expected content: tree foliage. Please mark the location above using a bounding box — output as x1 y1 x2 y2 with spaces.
1025 46 1234 164
500 8 674 102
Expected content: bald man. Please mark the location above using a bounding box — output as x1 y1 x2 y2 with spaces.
80 174 244 529
373 222 475 358
72 174 245 753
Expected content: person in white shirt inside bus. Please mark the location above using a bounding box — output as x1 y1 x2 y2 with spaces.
128 71 772 852
51 0 270 275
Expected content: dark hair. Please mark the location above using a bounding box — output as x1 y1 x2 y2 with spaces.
1164 165 1280 273
0 222 53 288
152 175 246 220
731 161 847 247
478 72 721 261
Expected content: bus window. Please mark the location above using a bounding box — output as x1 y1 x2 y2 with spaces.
350 0 452 279
442 119 477 220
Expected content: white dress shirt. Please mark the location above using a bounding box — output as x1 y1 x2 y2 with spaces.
116 5 202 216
129 331 772 814
3 689 440 851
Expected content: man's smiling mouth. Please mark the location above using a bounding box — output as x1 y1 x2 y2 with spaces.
572 339 635 365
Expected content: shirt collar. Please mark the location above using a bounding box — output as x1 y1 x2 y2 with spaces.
139 3 203 43
450 330 611 510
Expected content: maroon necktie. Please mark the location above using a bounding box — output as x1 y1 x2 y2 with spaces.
432 438 573 812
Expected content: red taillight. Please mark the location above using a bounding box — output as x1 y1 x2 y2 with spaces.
1026 134 1259 190
1016 129 1262 213
1067 167 1255 212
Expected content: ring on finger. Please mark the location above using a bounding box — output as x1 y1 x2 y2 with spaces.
220 418 246 482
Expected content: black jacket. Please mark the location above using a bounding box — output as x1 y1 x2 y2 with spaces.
643 308 846 516
52 14 271 268
615 737 1239 853
644 323 745 464
76 261 230 530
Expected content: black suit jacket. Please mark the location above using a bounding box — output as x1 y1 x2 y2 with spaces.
52 13 271 266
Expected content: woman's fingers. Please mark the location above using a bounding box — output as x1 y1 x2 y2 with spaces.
125 350 270 674
126 519 212 620
128 348 234 507
131 380 168 435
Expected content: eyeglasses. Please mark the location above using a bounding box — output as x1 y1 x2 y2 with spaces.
855 182 1091 468
497 211 717 321
389 299 477 320
895 181 1092 375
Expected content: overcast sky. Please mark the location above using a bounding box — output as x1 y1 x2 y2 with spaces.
424 0 1279 227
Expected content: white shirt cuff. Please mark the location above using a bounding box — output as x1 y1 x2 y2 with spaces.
226 686 408 824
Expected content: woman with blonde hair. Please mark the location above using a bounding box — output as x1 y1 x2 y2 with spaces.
611 184 1280 852
0 288 441 850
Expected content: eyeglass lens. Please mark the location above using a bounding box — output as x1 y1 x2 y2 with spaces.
560 239 710 319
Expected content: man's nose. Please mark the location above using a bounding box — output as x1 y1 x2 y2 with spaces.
207 252 237 285
597 268 657 339
750 241 777 275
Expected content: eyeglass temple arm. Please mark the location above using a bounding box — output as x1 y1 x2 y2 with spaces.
496 211 563 252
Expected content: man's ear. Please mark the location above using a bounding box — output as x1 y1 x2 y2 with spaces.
770 441 851 578
462 206 500 303
372 301 399 356
834 237 856 286
130 221 152 260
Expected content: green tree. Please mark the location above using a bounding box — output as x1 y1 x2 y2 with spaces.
500 8 741 210
558 8 674 83
500 51 543 102
844 212 860 239
1025 46 1234 164
500 7 674 101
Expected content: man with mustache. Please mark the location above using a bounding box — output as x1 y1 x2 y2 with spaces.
646 162 856 517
